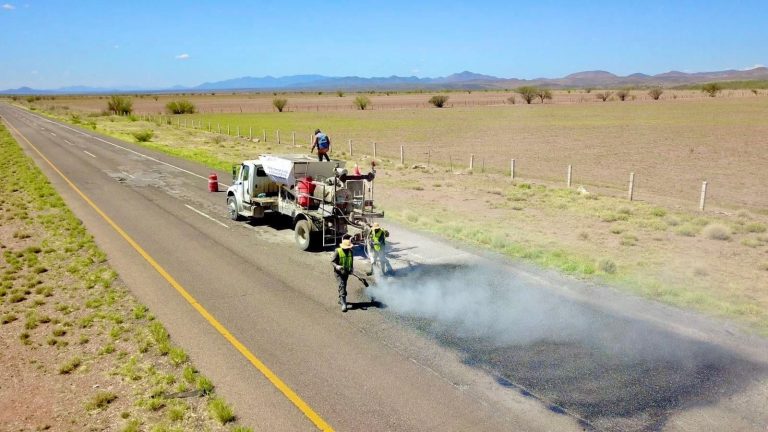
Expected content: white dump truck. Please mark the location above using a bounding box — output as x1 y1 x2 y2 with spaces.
226 154 383 250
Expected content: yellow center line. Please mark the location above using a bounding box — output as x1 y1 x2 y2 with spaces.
3 117 334 432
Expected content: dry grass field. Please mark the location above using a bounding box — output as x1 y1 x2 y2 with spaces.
29 91 768 209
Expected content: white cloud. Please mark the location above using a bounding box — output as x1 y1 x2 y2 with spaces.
742 64 765 70
175 53 190 60
2 3 15 10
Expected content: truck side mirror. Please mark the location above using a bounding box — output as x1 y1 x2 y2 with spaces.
231 164 238 181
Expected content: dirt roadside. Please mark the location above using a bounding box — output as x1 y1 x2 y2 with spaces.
0 122 251 431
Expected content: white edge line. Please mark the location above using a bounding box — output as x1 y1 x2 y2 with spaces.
16 107 231 188
184 204 229 228
83 150 96 158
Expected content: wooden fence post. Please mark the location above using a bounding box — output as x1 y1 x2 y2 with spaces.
263 129 267 142
348 139 352 156
470 154 474 171
373 141 377 158
277 130 280 144
510 159 515 179
236 126 240 138
628 172 635 201
400 145 404 165
567 164 572 188
249 127 252 139
292 131 295 146
699 181 708 211
227 124 230 135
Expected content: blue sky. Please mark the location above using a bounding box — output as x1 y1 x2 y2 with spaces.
1 0 766 89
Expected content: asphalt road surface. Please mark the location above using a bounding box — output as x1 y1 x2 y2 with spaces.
2 103 767 432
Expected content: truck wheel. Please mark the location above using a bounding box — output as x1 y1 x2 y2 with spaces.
294 219 313 251
227 196 241 221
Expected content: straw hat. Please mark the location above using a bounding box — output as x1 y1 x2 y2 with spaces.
372 222 380 229
340 239 353 249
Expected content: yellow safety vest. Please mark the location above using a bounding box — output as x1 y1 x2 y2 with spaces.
337 248 353 270
372 229 385 251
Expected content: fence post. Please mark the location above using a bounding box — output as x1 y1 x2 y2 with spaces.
699 181 708 211
348 139 352 156
628 172 635 201
227 124 230 135
263 129 267 142
277 130 280 144
236 126 240 138
249 127 252 140
510 159 515 179
373 141 377 158
292 131 296 146
217 123 221 134
567 164 572 188
208 122 211 131
400 145 404 165
469 154 474 171
177 118 180 127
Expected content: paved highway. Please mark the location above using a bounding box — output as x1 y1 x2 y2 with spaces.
2 103 767 431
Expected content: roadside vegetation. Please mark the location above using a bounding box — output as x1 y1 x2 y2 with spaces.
0 123 252 431
17 94 768 335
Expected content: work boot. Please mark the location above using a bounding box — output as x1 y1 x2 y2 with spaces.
341 297 348 312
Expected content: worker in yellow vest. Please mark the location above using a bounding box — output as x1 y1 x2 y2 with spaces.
331 238 354 312
369 222 393 275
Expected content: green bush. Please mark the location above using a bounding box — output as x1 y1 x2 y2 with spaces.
208 397 235 424
107 95 133 115
745 222 766 233
701 82 722 97
536 88 553 103
428 95 450 108
272 98 287 112
353 95 371 110
132 130 154 142
515 86 538 104
165 99 196 114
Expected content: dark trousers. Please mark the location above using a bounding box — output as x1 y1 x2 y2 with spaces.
335 272 349 303
318 152 330 162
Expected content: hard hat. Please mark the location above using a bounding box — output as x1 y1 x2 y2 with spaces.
340 239 353 249
372 222 380 229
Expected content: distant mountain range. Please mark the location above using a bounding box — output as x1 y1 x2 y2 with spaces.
2 67 767 95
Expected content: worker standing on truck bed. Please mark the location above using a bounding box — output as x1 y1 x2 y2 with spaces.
310 128 331 162
331 238 354 312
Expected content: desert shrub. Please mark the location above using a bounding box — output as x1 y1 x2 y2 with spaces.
515 86 538 104
85 391 117 411
70 113 82 124
701 82 722 97
353 95 371 110
675 224 699 237
598 259 617 274
272 98 287 112
165 99 196 114
703 224 731 240
536 88 553 103
744 222 766 233
131 130 154 142
336 90 344 97
428 95 449 108
615 89 630 101
595 91 612 102
741 238 761 248
648 87 664 100
107 95 133 115
507 95 516 104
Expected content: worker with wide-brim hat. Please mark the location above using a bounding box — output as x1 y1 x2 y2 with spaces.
331 238 355 312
